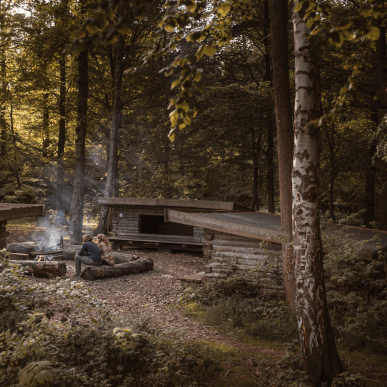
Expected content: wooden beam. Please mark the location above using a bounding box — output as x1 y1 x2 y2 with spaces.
0 204 45 221
98 197 250 211
165 209 283 244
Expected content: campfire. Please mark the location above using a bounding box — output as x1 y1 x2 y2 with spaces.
31 235 64 261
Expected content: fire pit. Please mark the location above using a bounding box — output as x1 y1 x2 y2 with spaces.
30 235 64 261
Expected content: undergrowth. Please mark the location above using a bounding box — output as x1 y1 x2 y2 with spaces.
179 231 387 356
0 250 219 387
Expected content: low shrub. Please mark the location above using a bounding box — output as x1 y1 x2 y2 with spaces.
0 250 219 387
180 230 387 354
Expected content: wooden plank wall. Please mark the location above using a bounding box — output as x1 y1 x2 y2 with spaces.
201 228 361 295
202 228 280 279
112 209 140 237
111 207 204 245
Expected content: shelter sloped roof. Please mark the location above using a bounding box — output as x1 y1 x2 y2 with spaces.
97 197 250 211
0 203 45 222
165 210 387 257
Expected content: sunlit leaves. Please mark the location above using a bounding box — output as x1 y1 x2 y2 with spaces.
366 26 380 41
218 4 231 18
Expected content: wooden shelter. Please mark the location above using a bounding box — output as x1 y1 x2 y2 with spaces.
165 210 387 281
97 197 250 252
0 203 46 249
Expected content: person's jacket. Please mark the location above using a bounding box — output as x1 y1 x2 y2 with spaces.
77 241 102 263
98 242 115 266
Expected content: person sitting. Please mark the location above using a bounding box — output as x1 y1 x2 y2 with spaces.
97 234 115 266
74 234 102 277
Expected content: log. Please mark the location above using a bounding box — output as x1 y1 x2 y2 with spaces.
8 260 66 278
80 258 153 280
8 253 29 260
63 245 140 263
7 242 39 256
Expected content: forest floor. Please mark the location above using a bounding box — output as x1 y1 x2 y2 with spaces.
6 219 387 387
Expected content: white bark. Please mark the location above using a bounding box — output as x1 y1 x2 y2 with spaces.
292 4 344 385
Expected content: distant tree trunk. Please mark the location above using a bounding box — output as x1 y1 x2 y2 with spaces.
69 48 88 244
57 54 67 220
10 104 21 189
377 25 387 230
364 142 376 228
263 0 275 213
292 5 344 385
324 124 336 222
42 92 50 157
271 0 295 307
96 16 124 235
380 161 387 229
0 29 7 183
163 135 170 199
266 120 275 213
251 129 261 211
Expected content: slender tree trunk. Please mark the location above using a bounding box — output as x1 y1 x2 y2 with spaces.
328 127 335 221
96 16 124 235
271 0 296 307
163 139 170 199
364 143 376 228
266 120 275 213
10 104 20 189
42 92 50 157
377 25 387 230
263 0 275 213
292 6 344 385
57 54 67 220
0 16 6 183
380 161 387 229
69 48 88 244
251 129 261 211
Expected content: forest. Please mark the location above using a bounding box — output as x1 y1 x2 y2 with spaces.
0 0 387 386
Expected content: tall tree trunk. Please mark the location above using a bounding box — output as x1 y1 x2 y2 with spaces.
263 0 275 213
377 25 387 230
163 134 170 199
364 143 376 228
10 104 20 189
327 126 335 222
96 18 124 235
0 14 6 189
270 0 295 307
42 92 50 157
292 5 344 385
57 54 67 221
266 120 275 213
69 48 88 244
251 128 261 211
380 161 387 229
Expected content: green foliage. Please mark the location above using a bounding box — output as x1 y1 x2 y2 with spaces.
179 255 298 343
181 231 387 355
2 185 45 204
323 231 387 354
0 250 219 387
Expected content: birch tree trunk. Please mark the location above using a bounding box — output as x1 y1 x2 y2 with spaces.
270 0 296 307
96 6 125 235
292 4 344 385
